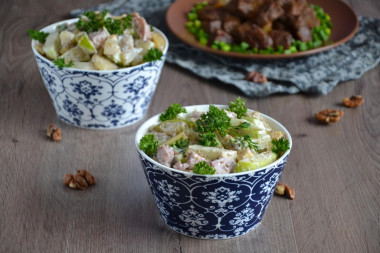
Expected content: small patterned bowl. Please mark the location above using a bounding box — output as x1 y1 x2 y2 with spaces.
31 19 169 129
135 105 292 239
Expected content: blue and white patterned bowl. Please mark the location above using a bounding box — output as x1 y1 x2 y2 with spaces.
31 19 169 129
135 105 292 239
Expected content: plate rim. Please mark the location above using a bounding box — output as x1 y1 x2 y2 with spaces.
166 0 359 59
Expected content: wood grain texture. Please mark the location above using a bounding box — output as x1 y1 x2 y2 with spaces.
0 0 379 252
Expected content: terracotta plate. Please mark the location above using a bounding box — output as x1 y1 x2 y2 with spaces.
166 0 359 59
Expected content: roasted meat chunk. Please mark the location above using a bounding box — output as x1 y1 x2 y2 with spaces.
287 15 312 41
255 0 285 27
226 0 254 19
223 16 241 33
202 20 222 34
270 30 293 49
211 29 234 44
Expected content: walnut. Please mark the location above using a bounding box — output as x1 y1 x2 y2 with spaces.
63 170 96 190
245 71 267 83
343 95 364 108
47 124 62 142
275 182 295 200
315 109 344 124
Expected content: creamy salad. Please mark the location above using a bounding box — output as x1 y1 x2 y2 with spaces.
29 11 166 70
139 98 290 175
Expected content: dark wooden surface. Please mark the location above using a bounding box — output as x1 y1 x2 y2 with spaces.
1 0 379 252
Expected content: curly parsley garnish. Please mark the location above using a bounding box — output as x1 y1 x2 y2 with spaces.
195 105 231 136
76 10 132 35
143 48 163 62
271 137 290 156
159 103 187 121
228 97 247 119
198 132 219 147
193 161 215 175
233 122 251 130
139 134 158 156
53 58 74 69
171 138 190 150
28 29 49 43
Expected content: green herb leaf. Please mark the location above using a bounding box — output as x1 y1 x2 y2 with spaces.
233 122 251 130
143 48 163 62
232 135 258 151
53 58 74 69
139 134 158 156
171 138 190 150
195 105 231 136
28 29 49 43
271 137 290 156
159 103 187 121
193 161 215 175
198 132 219 147
228 97 247 118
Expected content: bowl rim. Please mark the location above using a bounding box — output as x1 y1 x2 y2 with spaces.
31 18 169 73
135 104 292 177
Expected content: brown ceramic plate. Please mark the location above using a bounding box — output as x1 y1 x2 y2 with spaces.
166 0 359 59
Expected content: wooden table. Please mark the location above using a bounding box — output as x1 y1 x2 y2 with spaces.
1 0 379 252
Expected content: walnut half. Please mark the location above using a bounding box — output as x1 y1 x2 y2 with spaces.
275 182 295 200
245 71 268 83
47 124 62 142
315 109 344 124
63 170 96 190
343 95 364 108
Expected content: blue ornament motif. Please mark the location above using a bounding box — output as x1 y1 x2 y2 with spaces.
63 98 83 117
101 100 126 118
138 152 288 239
71 80 103 99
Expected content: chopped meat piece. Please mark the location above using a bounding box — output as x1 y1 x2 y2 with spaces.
287 15 311 41
223 16 241 33
156 145 177 167
211 158 237 174
272 17 288 31
197 6 229 21
245 71 268 83
132 12 152 41
270 30 292 49
202 20 222 34
302 6 320 28
226 0 254 19
255 1 284 27
247 24 274 49
89 28 110 49
211 29 234 44
187 152 207 170
173 161 190 171
283 0 306 16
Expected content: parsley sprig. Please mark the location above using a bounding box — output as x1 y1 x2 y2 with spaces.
76 10 132 35
53 58 74 69
271 137 290 156
159 103 187 121
195 105 231 136
139 134 158 156
228 97 247 119
198 132 219 147
232 135 259 151
143 48 163 62
28 29 49 43
171 138 190 151
193 161 215 175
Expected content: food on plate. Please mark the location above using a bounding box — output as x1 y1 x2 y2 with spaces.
139 98 290 174
275 182 295 199
29 11 166 70
315 109 344 124
342 95 364 108
185 0 332 54
46 124 62 142
63 169 96 190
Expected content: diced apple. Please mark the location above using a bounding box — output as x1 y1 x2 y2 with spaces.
59 30 76 54
60 45 90 64
187 145 237 161
234 151 278 172
91 54 118 70
43 31 61 60
77 32 97 54
121 47 142 66
151 31 166 51
72 62 96 70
